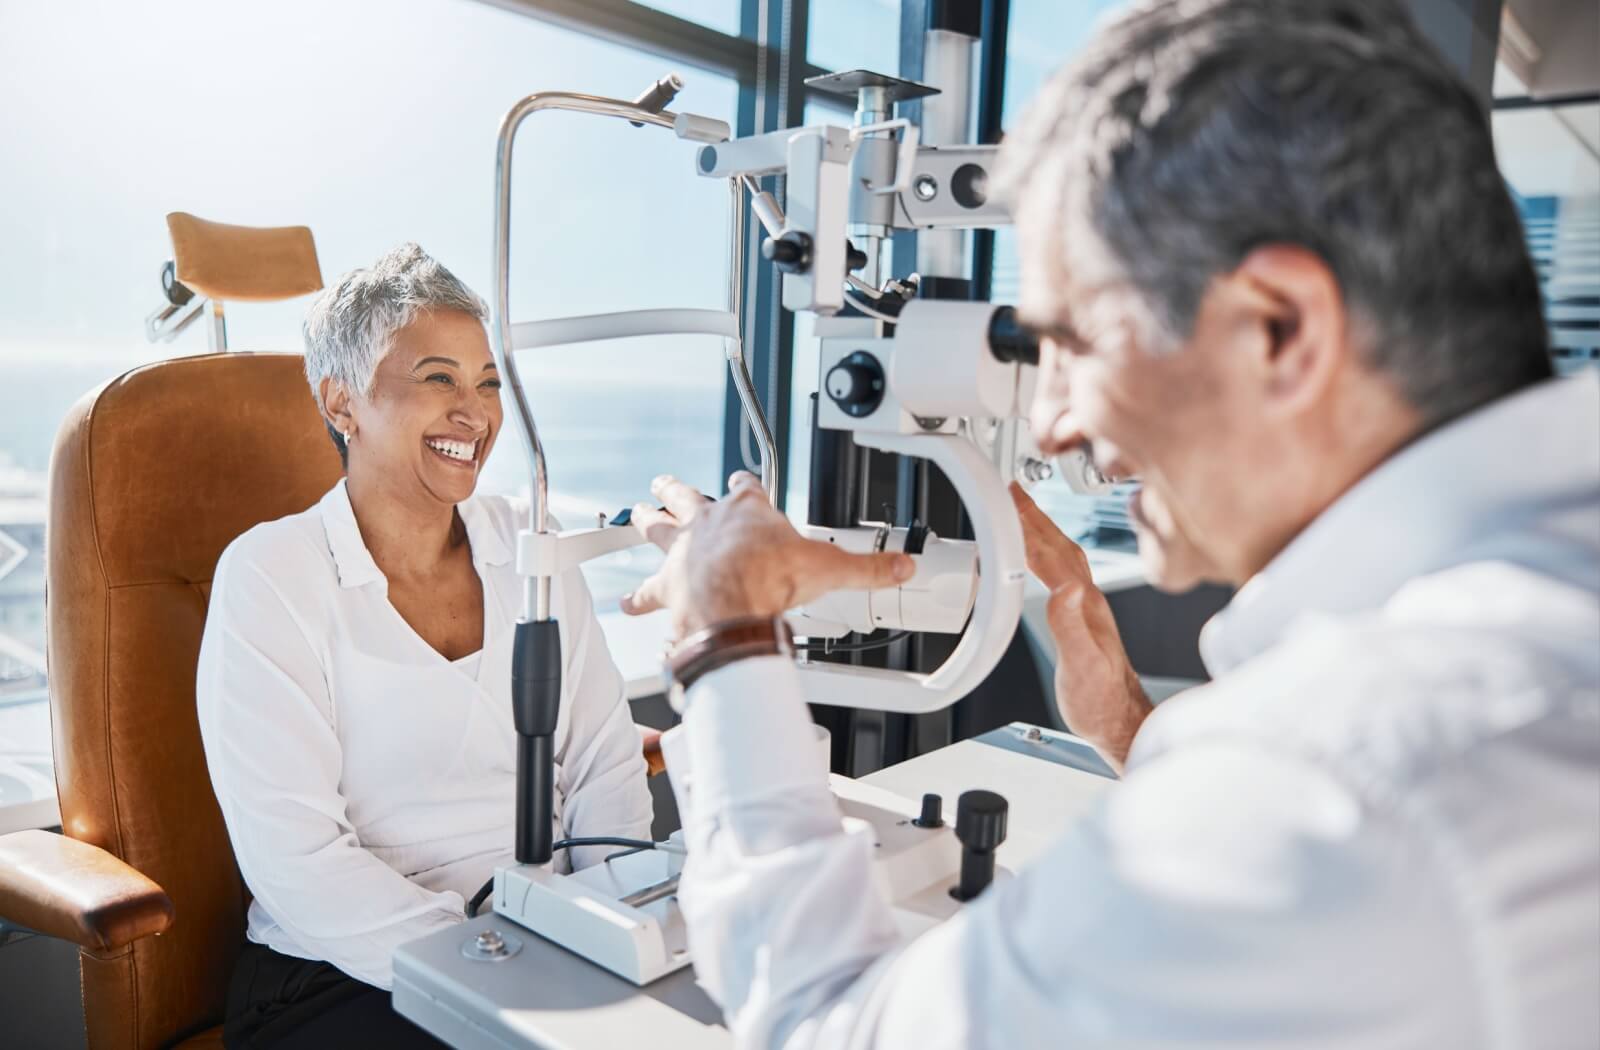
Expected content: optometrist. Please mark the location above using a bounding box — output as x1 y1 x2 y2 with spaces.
619 1 1600 1047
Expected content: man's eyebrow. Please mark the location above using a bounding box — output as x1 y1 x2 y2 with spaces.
1017 309 1081 342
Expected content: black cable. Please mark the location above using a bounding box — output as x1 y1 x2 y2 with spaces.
603 845 653 864
551 836 658 853
467 879 493 919
794 630 911 655
465 837 662 919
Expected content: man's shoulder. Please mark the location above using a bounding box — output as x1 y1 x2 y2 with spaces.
1145 577 1597 798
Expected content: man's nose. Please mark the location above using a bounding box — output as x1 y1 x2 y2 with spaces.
1032 404 1087 457
1030 345 1084 455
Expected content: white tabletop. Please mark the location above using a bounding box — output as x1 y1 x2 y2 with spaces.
393 732 1114 1049
865 736 1114 871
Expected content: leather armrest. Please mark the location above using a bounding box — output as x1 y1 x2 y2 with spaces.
0 829 174 951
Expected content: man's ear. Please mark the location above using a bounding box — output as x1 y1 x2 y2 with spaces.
321 377 355 437
1232 244 1348 414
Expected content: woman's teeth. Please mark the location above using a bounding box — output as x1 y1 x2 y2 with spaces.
426 438 476 463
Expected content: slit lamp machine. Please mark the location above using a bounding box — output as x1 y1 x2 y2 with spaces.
478 70 1110 985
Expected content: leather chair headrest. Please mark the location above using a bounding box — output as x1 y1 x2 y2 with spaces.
168 212 323 304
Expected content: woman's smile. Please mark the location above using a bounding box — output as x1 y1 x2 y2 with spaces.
424 435 482 468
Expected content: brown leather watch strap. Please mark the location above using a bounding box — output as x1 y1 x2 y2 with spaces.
666 615 793 694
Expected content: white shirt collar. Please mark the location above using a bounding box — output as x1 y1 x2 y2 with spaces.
1201 372 1600 675
318 478 514 590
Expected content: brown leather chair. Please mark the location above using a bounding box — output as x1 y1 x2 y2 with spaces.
0 352 344 1047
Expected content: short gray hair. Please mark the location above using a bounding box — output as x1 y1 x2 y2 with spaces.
303 243 488 461
997 0 1550 427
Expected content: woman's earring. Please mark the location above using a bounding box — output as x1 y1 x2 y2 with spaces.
344 429 355 444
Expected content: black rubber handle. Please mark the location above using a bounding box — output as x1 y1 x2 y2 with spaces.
512 619 563 865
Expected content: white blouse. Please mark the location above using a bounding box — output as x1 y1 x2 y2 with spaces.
196 480 652 989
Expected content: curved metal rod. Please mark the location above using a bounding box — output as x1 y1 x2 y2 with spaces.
492 91 783 619
493 92 678 621
512 308 737 350
725 175 780 504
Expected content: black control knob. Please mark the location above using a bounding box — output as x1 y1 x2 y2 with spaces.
762 231 813 273
950 789 1008 902
824 350 885 418
912 793 944 829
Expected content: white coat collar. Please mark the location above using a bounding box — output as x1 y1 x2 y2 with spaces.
1200 372 1600 675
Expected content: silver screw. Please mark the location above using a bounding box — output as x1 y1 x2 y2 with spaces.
475 930 506 955
1023 725 1044 743
1017 457 1055 483
913 174 939 201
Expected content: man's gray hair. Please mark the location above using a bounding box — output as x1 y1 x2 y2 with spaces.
303 243 488 461
996 0 1550 427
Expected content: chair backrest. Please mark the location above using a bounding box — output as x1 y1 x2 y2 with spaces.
48 353 343 1048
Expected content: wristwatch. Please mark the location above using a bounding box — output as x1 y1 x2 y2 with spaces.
663 615 793 712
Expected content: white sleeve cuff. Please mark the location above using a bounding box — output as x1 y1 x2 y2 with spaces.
677 655 831 815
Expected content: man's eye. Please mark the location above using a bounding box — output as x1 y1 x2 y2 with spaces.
1045 335 1090 359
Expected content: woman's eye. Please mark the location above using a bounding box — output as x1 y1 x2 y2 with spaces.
481 379 502 391
426 373 454 386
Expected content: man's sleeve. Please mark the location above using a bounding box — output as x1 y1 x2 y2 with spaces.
667 657 1475 1049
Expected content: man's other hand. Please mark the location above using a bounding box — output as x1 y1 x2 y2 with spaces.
1010 483 1152 772
621 472 914 639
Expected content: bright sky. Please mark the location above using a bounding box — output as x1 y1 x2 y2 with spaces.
0 0 738 367
0 0 764 525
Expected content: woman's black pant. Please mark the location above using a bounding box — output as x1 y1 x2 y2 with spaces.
223 941 447 1049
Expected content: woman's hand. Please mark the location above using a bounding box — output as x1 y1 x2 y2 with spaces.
637 725 666 776
621 472 914 639
1011 483 1151 772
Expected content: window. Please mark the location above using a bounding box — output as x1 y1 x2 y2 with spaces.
636 0 740 36
807 0 900 77
1492 66 1600 375
0 0 739 827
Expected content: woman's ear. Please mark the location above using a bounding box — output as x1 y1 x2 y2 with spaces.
1233 244 1348 416
321 377 355 438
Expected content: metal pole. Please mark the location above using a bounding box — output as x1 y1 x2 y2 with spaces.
205 300 228 353
491 92 678 621
725 177 782 502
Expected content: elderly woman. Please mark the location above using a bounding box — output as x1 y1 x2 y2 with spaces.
197 244 652 1047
